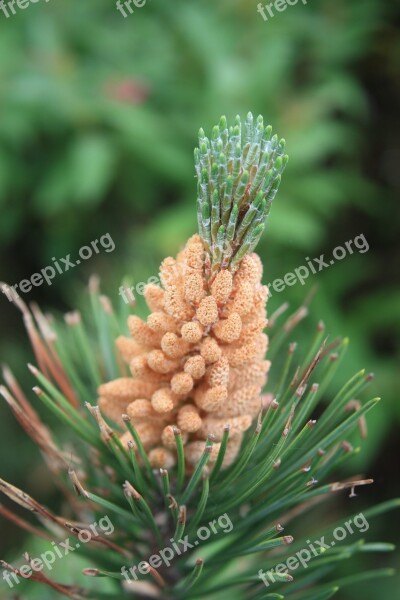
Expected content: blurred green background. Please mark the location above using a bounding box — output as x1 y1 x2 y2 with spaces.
0 0 399 598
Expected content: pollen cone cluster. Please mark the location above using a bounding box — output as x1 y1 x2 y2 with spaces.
98 235 270 469
99 112 286 470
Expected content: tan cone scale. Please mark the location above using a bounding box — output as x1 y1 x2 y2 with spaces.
98 234 270 469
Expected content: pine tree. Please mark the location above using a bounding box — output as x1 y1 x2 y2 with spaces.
0 114 397 600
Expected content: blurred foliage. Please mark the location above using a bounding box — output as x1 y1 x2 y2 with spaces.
0 0 399 598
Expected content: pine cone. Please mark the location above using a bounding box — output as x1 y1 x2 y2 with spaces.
99 237 270 468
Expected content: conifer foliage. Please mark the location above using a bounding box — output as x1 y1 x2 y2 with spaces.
0 115 397 600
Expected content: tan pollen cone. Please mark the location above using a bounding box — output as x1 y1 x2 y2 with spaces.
98 235 270 469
